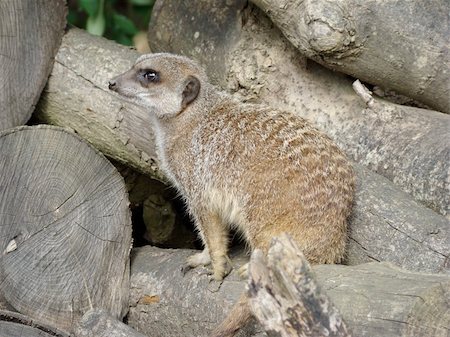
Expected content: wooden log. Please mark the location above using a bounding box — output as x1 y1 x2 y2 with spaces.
348 163 449 273
35 28 449 274
148 0 450 218
35 28 164 181
0 0 66 131
128 246 266 337
248 235 351 337
251 0 450 114
127 245 450 337
315 265 450 337
0 125 132 332
74 309 147 337
0 310 70 337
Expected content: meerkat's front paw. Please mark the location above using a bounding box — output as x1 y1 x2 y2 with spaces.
182 248 211 275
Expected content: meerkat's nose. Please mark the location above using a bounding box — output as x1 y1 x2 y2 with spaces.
108 80 117 90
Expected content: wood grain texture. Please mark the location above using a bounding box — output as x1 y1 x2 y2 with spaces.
0 310 70 337
0 125 132 332
128 246 266 337
75 309 147 337
314 263 450 337
0 0 66 131
128 246 450 337
148 0 450 218
348 163 449 274
248 235 350 337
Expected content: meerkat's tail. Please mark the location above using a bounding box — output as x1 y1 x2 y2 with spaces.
210 293 251 337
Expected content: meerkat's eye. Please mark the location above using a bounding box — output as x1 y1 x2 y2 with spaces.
141 69 159 82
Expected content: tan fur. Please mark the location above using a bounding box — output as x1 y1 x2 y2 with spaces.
109 53 355 336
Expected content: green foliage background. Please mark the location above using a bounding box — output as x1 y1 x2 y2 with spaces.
68 0 154 46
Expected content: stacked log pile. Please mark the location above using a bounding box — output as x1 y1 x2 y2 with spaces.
0 0 448 336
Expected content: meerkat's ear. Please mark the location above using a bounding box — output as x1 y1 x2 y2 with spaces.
181 75 201 109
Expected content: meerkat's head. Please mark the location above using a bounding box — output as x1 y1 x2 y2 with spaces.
108 53 206 119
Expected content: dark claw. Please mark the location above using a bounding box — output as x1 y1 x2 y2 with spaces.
180 264 193 276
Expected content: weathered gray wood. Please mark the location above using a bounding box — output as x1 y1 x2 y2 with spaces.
314 264 450 337
348 163 449 273
251 0 450 114
35 28 164 181
0 0 66 131
0 125 132 332
248 235 351 337
148 0 449 273
36 28 449 274
75 309 147 337
128 246 450 337
0 310 70 337
149 0 450 218
128 246 266 337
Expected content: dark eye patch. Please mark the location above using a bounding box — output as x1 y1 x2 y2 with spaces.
139 69 160 83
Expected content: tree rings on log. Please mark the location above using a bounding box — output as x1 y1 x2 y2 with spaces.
0 0 66 131
0 310 70 337
0 125 132 332
74 309 148 337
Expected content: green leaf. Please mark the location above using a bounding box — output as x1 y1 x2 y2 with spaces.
115 33 133 46
79 0 100 17
130 0 154 5
113 14 138 35
86 12 106 36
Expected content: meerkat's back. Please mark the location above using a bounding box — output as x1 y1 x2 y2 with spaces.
188 99 354 264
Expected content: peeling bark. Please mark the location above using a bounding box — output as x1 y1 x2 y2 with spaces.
248 235 351 337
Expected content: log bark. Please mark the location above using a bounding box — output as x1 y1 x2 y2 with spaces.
148 0 450 218
127 246 450 337
75 309 147 337
36 28 449 274
250 0 450 114
248 235 351 337
128 246 266 337
348 163 449 273
0 125 132 332
0 310 70 337
0 0 66 131
35 28 164 181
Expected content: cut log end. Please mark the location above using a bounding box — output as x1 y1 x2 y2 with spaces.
0 125 132 332
74 309 148 337
0 310 70 337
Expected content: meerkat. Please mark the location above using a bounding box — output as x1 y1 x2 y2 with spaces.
109 53 355 337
